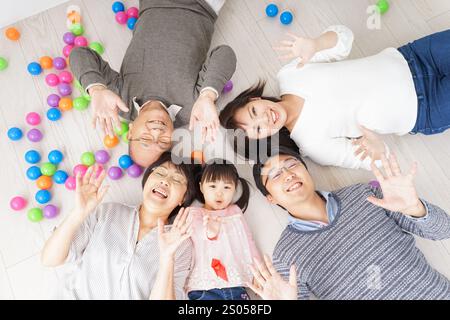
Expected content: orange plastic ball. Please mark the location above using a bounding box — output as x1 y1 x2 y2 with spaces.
36 175 53 190
59 98 73 111
104 135 120 148
191 150 205 164
5 27 20 41
67 11 81 24
39 56 53 69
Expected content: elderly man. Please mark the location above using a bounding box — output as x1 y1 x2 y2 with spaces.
249 147 450 300
70 0 236 167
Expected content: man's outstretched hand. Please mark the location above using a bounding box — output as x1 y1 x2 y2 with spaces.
189 89 220 144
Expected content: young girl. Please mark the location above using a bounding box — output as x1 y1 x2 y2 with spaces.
186 160 261 300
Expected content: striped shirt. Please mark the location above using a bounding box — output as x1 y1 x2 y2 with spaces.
62 203 193 300
273 184 450 300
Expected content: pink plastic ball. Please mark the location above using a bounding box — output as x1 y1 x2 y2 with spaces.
94 164 104 178
26 112 41 126
59 71 73 84
10 196 27 211
94 150 110 164
27 128 43 142
43 204 59 219
53 57 67 70
45 73 60 87
73 164 88 177
115 11 128 24
58 83 72 96
63 44 74 58
108 166 123 180
127 164 143 178
74 36 88 47
126 7 139 19
65 176 76 190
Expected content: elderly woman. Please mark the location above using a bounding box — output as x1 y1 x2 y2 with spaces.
41 153 197 300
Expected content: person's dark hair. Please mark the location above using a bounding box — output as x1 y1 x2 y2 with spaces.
196 159 250 213
252 146 307 197
141 152 198 220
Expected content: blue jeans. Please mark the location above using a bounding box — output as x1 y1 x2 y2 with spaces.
398 29 450 135
188 287 250 300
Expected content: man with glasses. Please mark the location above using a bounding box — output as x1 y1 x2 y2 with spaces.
70 0 235 167
251 147 450 299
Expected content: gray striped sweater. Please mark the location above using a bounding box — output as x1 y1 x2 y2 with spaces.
273 184 450 300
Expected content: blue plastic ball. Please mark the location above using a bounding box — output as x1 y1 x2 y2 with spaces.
35 190 51 204
280 11 293 25
53 170 69 184
7 127 23 141
27 166 42 180
127 17 138 30
118 154 133 169
48 150 64 164
112 1 125 13
25 150 41 164
266 4 279 17
27 62 42 76
47 108 62 121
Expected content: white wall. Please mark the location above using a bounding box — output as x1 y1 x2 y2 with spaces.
0 0 70 28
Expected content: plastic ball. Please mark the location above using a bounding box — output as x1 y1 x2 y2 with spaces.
43 204 59 219
53 170 69 184
0 57 8 71
41 162 57 176
93 164 104 178
5 27 20 40
25 150 41 164
45 73 60 87
104 135 120 148
59 97 73 111
280 11 293 25
65 176 76 190
94 150 110 164
112 1 125 13
81 152 95 166
74 36 88 47
7 127 23 141
127 7 139 18
265 4 279 17
10 196 27 211
191 150 205 164
25 112 41 126
369 180 381 189
62 44 74 58
73 97 89 111
88 42 105 55
27 166 42 180
47 108 62 121
73 164 88 177
108 166 123 180
376 0 390 14
36 175 53 190
127 164 143 178
121 132 129 144
35 190 51 204
70 23 84 36
28 208 43 222
59 71 73 84
118 154 133 169
39 56 53 69
53 57 67 70
63 32 76 45
58 83 72 96
115 11 128 24
48 150 64 164
127 17 138 30
27 128 43 142
222 80 233 93
114 121 129 136
47 94 61 107
27 62 42 75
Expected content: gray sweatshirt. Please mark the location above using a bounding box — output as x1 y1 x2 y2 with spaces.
70 0 237 127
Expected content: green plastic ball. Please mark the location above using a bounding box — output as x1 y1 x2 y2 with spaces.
28 208 43 222
0 57 8 71
70 23 84 36
73 97 90 111
376 0 389 14
89 42 105 55
81 152 95 166
115 121 129 136
121 131 129 144
41 162 57 176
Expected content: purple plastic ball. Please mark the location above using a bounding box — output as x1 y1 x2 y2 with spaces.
222 80 233 93
94 150 110 164
43 204 59 219
63 32 76 45
127 164 143 178
47 94 61 107
53 57 67 70
58 83 72 96
108 166 123 180
369 180 381 189
27 128 43 142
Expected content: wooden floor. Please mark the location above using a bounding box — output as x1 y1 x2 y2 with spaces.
1 0 450 299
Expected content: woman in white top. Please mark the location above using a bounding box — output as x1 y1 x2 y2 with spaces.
219 26 450 170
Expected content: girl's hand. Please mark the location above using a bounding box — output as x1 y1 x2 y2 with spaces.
352 125 386 162
273 33 318 68
158 208 192 261
203 213 222 240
